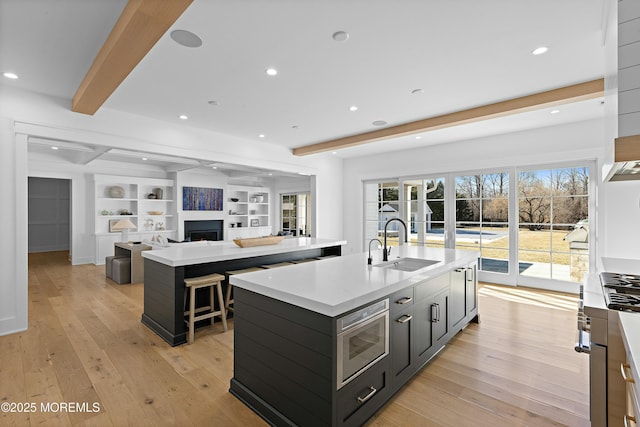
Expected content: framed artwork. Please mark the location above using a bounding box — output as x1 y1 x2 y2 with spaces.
183 187 223 211
250 219 260 227
109 219 120 232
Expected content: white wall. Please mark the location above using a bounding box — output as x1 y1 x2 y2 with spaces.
0 85 344 336
601 179 640 259
342 119 607 256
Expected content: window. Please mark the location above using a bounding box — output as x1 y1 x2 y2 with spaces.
455 173 509 274
281 192 310 236
364 181 399 247
518 167 589 282
404 177 445 248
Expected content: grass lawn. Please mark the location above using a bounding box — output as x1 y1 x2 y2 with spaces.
387 227 581 265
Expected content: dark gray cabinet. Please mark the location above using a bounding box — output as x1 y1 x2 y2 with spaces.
449 263 479 336
413 273 449 372
389 272 451 393
450 267 467 329
390 287 414 385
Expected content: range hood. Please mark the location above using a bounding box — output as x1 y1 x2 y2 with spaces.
605 135 640 181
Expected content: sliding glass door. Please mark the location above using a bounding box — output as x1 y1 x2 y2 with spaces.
363 162 592 290
517 166 589 285
455 172 510 275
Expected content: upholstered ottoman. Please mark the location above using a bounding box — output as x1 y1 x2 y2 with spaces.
112 257 131 284
105 255 127 279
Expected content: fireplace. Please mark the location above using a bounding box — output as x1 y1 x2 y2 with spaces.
184 220 223 241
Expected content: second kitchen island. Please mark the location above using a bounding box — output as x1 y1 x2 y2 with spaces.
140 237 345 346
229 245 479 427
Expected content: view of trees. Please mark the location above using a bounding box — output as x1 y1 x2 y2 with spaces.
453 168 588 229
456 173 509 223
518 167 588 230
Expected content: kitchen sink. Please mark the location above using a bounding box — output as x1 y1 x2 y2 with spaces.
374 257 440 272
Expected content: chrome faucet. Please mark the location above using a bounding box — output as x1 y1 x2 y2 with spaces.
383 218 408 262
367 238 382 265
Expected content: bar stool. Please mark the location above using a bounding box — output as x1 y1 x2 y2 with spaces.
184 273 227 344
224 267 265 316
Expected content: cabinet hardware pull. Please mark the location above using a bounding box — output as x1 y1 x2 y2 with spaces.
431 303 438 322
621 363 635 383
397 297 413 304
455 268 464 272
624 414 637 427
357 386 377 403
466 268 474 282
397 315 412 324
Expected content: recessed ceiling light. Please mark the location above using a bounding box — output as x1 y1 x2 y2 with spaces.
411 89 424 95
532 46 548 55
51 146 59 150
2 72 18 79
372 120 387 126
415 136 422 139
332 31 349 42
170 30 203 48
179 115 188 120
550 109 560 114
258 134 265 138
349 106 358 111
212 166 217 169
141 157 148 161
266 68 278 76
268 172 273 176
331 151 337 155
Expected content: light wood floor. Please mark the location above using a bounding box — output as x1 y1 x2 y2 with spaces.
0 251 590 426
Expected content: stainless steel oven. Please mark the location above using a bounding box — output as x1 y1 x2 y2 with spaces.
336 299 389 390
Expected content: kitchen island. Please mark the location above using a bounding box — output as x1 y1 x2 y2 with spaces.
140 237 345 346
229 245 479 427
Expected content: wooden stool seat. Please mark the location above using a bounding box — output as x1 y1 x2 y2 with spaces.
261 262 294 269
291 258 316 264
224 267 265 315
184 273 227 344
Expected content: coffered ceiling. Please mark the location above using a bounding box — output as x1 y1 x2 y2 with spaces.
1 0 607 167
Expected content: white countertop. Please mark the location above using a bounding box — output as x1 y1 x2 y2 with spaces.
141 237 346 267
230 245 479 317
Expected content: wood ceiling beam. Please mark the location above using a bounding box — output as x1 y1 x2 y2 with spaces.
72 0 193 115
292 78 604 156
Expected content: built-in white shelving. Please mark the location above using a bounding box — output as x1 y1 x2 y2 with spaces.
227 185 272 240
94 174 176 264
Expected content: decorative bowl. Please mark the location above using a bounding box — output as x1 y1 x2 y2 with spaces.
230 198 239 202
108 186 125 198
148 211 163 215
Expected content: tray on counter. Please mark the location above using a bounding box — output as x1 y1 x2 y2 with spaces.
233 235 284 248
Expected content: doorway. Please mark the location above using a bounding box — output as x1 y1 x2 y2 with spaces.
28 177 71 254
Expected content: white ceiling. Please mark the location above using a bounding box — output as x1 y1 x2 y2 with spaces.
1 0 607 168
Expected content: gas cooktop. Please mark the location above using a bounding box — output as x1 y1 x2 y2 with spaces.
600 272 640 312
